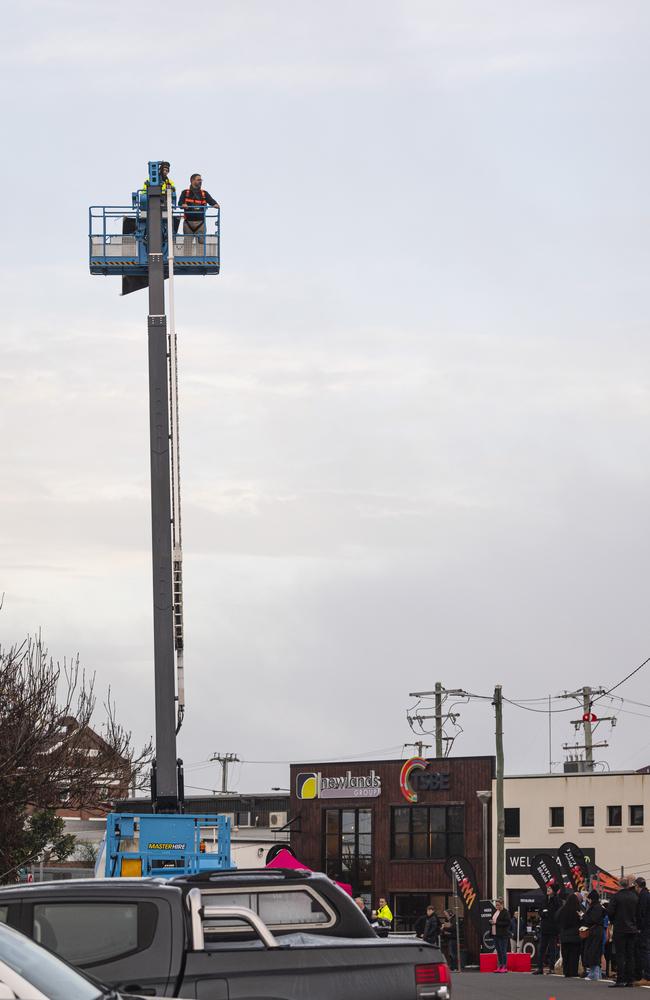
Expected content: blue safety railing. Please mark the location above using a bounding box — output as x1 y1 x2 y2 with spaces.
89 204 220 276
105 813 233 878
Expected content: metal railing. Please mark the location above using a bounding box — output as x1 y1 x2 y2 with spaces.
186 887 280 951
89 205 220 267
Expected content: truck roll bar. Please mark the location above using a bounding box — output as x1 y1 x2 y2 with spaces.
186 887 280 951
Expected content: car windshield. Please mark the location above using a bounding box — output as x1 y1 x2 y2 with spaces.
0 923 103 1000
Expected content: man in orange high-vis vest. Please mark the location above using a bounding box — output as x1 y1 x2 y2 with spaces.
178 173 219 239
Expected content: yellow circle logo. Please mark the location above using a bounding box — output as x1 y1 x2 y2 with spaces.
296 773 318 799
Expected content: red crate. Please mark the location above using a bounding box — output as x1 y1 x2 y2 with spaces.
480 953 498 972
507 952 532 972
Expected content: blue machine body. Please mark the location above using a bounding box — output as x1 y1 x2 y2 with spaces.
105 813 234 879
89 164 220 277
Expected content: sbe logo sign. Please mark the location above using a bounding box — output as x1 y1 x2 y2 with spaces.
399 757 450 803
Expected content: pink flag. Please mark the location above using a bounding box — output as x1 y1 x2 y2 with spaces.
266 848 353 896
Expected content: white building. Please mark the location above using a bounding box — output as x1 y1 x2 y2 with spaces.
491 769 650 911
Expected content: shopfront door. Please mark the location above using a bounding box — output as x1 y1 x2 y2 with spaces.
393 893 429 933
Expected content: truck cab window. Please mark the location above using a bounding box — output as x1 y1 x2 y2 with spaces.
33 902 157 967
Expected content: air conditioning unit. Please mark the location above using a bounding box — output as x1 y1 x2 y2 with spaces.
269 812 288 830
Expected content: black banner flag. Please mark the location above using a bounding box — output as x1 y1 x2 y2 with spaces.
444 855 481 928
592 865 620 896
529 852 565 894
559 842 590 893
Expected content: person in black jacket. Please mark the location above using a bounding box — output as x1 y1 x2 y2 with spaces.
556 891 582 977
582 890 605 980
423 907 440 946
635 877 650 984
414 908 427 939
490 899 511 972
533 884 561 975
414 905 438 941
608 877 639 988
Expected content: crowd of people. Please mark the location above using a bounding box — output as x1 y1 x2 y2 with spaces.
517 875 649 986
354 876 649 987
353 896 460 967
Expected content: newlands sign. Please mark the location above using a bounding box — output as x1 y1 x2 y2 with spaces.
296 770 382 800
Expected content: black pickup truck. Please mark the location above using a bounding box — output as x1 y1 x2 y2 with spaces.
0 868 451 1000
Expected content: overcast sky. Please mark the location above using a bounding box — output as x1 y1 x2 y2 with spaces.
2 1 650 794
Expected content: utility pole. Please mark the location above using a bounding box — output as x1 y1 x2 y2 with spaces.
435 682 443 758
405 741 432 758
493 684 505 900
211 753 240 794
559 686 615 771
582 687 594 764
407 685 464 757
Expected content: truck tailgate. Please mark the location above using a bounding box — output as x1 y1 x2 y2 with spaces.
187 937 445 1000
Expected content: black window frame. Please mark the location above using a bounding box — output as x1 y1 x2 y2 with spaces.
607 805 622 827
549 806 564 828
390 804 465 860
504 807 520 838
629 804 644 827
322 807 373 897
580 805 595 828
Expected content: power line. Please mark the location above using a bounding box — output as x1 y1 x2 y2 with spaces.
595 655 650 701
186 743 406 771
608 706 650 720
503 697 578 715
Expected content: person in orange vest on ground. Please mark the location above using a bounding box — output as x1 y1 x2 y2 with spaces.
178 173 219 241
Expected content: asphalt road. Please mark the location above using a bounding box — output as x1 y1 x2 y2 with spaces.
452 972 650 999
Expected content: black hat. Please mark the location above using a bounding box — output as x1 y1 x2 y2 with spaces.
635 877 646 888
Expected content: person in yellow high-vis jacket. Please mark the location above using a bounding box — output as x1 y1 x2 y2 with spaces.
375 897 393 927
141 161 178 232
142 160 176 195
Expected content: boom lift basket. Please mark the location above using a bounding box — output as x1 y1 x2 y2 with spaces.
105 813 233 878
89 203 220 277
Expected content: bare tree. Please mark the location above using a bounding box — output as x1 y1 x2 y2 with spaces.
0 634 153 882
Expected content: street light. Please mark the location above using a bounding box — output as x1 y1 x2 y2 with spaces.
476 790 492 901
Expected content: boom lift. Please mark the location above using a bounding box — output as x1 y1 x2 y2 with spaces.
89 162 232 877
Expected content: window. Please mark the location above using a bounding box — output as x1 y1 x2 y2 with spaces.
0 906 7 924
258 891 328 926
390 805 464 860
607 805 622 827
504 808 520 838
630 805 644 827
323 808 373 897
0 921 100 1000
550 807 564 828
32 902 157 967
580 806 594 828
201 888 334 934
